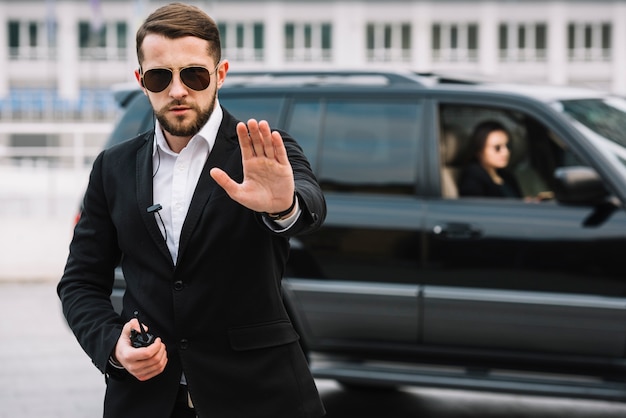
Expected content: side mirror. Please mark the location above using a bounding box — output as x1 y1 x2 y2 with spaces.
552 166 609 205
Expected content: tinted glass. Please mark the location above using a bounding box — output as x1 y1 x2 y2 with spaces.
105 92 153 148
220 96 283 128
318 100 420 194
286 101 323 168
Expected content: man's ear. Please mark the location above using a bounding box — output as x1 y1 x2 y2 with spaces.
216 60 229 89
134 68 147 94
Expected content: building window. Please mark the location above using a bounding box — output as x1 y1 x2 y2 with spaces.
432 23 478 62
219 22 264 62
499 23 547 61
284 22 333 62
568 22 611 61
78 20 127 61
7 20 55 60
366 22 411 62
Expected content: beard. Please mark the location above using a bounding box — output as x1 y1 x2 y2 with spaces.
153 89 216 138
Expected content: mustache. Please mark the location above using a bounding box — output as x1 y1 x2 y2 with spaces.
168 100 190 108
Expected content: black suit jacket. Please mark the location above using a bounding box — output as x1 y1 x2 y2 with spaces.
458 162 522 198
58 108 327 418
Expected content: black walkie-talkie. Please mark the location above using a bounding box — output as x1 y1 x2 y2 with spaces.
130 310 156 348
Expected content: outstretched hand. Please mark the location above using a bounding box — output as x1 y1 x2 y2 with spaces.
210 119 295 214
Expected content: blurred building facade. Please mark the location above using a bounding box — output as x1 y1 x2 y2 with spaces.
1 0 625 122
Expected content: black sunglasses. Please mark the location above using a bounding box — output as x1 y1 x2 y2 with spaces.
493 143 509 152
141 64 219 93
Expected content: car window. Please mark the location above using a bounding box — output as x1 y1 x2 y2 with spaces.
439 104 584 200
314 99 421 195
220 95 283 128
285 100 322 169
105 92 153 148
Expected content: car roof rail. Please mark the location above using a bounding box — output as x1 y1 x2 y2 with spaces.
413 71 487 86
225 70 425 87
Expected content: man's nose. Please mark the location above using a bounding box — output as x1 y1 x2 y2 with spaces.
169 73 188 98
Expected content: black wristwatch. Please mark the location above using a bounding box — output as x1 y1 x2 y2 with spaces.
266 193 297 220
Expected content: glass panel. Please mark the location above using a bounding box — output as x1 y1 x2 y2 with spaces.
567 24 575 50
584 24 592 49
236 23 244 48
432 24 441 50
384 25 392 49
285 101 322 168
499 24 507 50
285 23 294 49
602 23 611 49
401 24 411 50
322 23 332 50
217 23 227 47
366 23 375 50
450 25 458 49
318 100 421 194
79 21 90 48
28 22 38 47
518 25 526 49
468 24 478 50
254 23 264 50
536 24 547 50
8 21 19 48
116 22 127 49
220 96 283 129
560 99 626 148
304 24 312 49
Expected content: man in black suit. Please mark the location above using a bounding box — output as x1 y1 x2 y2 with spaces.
57 3 326 417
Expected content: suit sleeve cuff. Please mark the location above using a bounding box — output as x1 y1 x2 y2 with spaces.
263 199 301 231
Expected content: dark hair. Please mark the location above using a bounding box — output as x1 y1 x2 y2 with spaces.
468 120 510 162
136 2 221 66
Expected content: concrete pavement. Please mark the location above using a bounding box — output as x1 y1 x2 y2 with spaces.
0 281 105 417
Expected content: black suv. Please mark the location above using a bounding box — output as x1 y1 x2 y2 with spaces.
104 70 626 401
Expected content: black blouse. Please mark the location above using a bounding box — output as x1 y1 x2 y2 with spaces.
458 162 522 198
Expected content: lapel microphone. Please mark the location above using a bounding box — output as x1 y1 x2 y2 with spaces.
147 204 162 213
147 204 167 242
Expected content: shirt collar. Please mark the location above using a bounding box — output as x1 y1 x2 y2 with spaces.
152 98 223 156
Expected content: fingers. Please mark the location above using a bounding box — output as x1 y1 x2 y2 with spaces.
126 337 168 381
237 119 281 160
210 167 237 198
114 319 168 381
236 122 254 160
270 130 288 164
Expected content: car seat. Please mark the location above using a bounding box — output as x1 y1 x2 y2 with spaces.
440 125 468 198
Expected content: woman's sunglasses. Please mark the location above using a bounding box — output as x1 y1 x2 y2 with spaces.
493 143 509 153
140 64 219 93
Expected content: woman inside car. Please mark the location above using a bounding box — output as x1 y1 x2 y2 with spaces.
458 120 523 198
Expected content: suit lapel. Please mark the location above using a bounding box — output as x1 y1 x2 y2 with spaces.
176 125 239 265
136 132 174 264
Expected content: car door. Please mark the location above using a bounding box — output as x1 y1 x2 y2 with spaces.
281 92 428 351
422 98 626 359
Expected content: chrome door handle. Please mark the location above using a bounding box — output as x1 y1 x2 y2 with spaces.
433 222 482 239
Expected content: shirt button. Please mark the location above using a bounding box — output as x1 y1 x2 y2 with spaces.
179 339 189 350
173 280 184 291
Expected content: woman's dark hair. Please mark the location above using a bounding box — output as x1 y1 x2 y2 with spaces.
136 2 221 66
468 120 510 162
